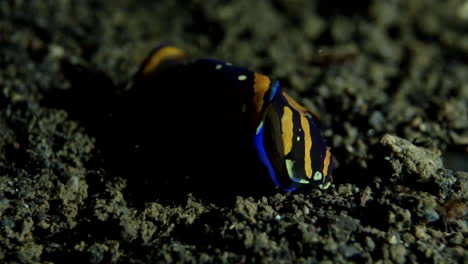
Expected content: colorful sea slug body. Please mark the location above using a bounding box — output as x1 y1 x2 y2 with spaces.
131 45 334 191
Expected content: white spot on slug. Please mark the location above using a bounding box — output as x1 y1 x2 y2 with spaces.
313 171 322 181
319 181 331 190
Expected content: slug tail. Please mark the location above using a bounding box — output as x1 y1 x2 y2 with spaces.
134 44 190 81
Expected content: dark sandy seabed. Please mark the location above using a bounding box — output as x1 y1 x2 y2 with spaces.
1 0 467 263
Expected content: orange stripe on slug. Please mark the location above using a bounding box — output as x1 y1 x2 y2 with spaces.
253 73 271 114
281 106 294 156
283 92 321 120
283 92 310 114
142 46 187 77
300 114 313 179
322 147 332 181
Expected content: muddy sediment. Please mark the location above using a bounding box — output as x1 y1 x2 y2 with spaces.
0 1 467 263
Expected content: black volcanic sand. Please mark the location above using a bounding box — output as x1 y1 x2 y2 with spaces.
1 1 467 263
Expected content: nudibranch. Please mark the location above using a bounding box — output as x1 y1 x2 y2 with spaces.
132 45 334 191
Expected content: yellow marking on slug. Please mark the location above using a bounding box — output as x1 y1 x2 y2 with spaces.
283 91 319 180
300 114 313 179
322 147 332 180
253 72 271 115
281 106 294 156
283 92 310 114
142 46 187 77
285 159 295 181
238 75 247 81
319 181 331 190
286 159 310 184
215 64 223 70
283 92 321 120
241 104 247 112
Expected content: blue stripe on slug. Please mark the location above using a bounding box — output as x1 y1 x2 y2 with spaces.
254 122 298 192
